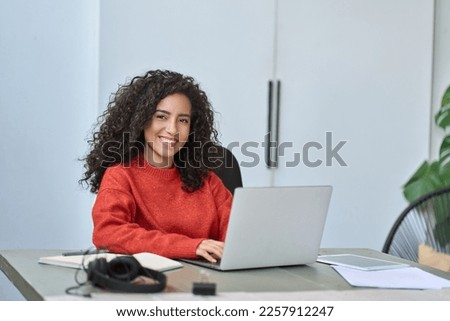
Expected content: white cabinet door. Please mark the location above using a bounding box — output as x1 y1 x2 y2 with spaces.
273 0 434 249
99 0 276 186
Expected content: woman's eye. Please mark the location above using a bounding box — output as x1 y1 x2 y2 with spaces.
180 118 190 124
155 114 166 120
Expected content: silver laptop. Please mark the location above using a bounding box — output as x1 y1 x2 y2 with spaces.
182 185 332 271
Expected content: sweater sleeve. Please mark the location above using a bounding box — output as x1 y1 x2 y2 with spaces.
92 169 204 258
208 171 233 241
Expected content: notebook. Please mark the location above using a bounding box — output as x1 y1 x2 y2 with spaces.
38 252 183 272
182 185 332 271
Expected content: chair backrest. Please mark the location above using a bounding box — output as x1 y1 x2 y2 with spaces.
382 186 450 262
206 144 243 194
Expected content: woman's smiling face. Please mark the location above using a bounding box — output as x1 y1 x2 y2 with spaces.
143 93 192 168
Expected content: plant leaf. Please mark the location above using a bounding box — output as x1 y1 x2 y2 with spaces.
427 161 446 186
403 161 447 202
436 85 450 129
403 178 436 203
442 85 450 107
439 160 450 186
435 102 450 129
403 161 430 186
439 135 450 167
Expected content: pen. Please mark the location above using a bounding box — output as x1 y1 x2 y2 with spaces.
62 249 109 256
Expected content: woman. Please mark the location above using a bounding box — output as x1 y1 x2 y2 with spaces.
80 70 232 263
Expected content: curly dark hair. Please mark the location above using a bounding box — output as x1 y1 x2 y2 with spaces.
80 70 220 193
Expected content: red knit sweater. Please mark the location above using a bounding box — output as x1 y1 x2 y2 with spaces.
92 156 232 259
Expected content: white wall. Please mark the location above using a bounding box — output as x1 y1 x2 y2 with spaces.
0 0 99 300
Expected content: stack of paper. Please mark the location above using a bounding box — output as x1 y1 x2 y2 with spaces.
332 266 450 290
38 252 183 272
317 254 450 290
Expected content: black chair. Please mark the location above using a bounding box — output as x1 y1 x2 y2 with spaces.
206 144 243 195
382 186 450 262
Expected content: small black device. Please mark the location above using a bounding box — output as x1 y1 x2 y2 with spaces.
192 269 216 296
193 282 216 296
87 256 167 293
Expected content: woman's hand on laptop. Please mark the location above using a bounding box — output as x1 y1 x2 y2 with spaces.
196 239 224 263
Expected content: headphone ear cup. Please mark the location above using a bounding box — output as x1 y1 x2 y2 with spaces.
86 255 167 293
87 257 108 284
107 256 140 281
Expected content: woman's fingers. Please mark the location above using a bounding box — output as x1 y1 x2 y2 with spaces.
196 239 225 263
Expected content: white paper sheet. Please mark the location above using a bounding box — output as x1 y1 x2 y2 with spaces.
332 266 450 290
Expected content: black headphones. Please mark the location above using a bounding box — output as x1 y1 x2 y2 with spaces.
87 256 167 293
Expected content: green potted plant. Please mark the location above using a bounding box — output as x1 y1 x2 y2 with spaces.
403 85 450 201
403 85 450 246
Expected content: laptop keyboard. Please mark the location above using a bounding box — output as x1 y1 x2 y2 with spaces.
180 258 222 270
